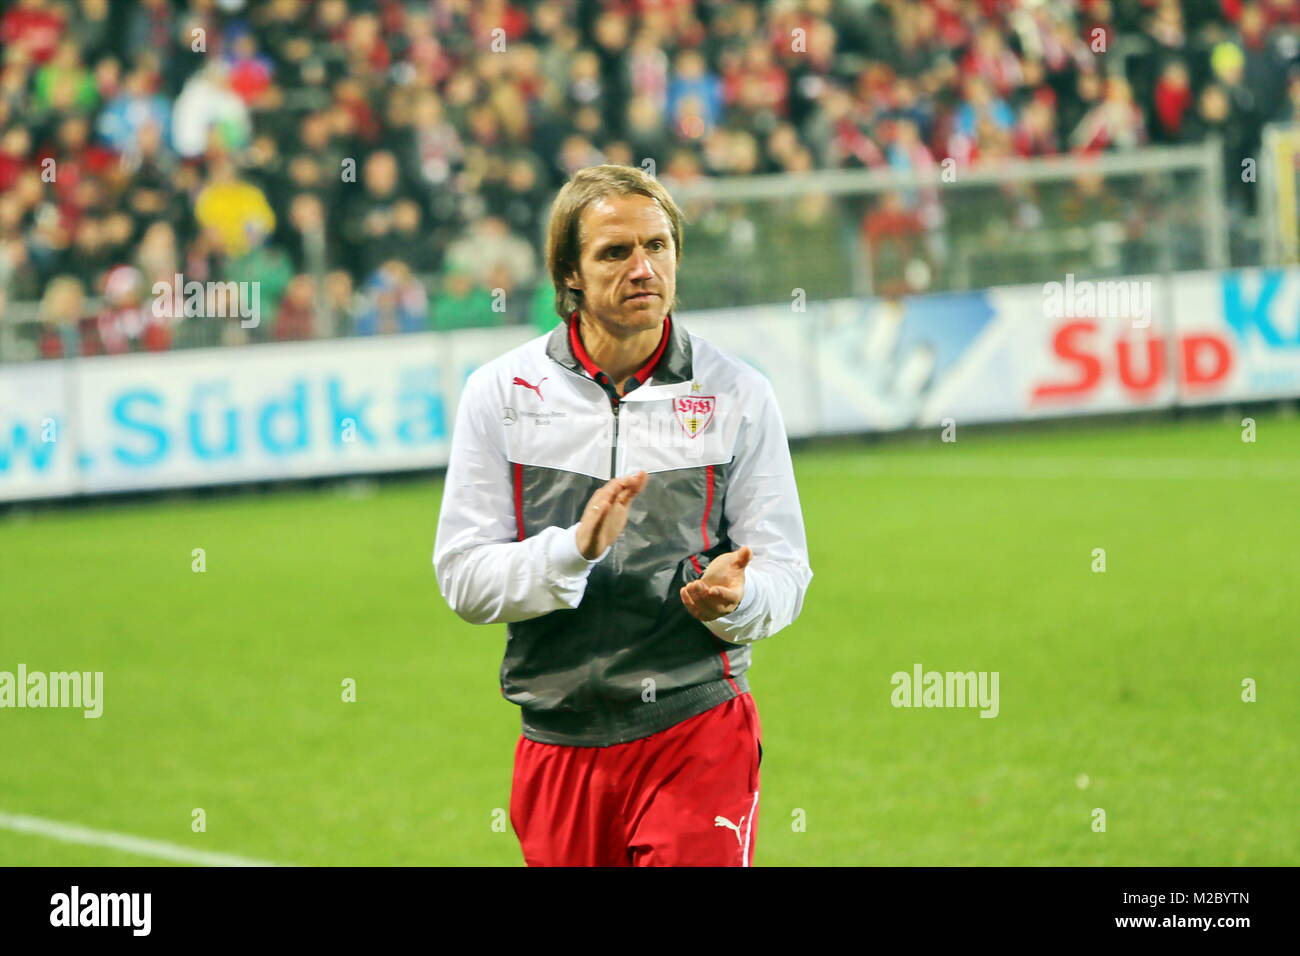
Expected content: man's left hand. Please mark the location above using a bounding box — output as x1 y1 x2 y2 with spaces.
680 546 751 622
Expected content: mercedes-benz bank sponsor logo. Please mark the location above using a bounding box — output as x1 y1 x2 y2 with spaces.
521 410 567 424
501 407 567 425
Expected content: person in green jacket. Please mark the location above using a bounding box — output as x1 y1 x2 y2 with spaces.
429 264 505 331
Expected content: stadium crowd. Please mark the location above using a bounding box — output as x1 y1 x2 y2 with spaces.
0 0 1298 359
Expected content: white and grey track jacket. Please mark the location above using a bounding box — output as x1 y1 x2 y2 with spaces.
433 312 812 747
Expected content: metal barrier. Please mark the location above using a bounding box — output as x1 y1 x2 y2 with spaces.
666 139 1228 310
1260 122 1300 266
0 140 1231 363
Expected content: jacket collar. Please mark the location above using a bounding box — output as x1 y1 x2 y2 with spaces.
546 310 693 389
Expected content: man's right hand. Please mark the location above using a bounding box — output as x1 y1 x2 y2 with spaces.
576 470 648 560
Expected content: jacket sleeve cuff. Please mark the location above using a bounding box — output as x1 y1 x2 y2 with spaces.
548 523 611 577
704 577 760 636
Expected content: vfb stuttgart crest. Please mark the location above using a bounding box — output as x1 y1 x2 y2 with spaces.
673 395 716 438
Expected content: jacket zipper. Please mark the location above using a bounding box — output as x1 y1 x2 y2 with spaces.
608 396 621 574
594 390 620 731
548 361 625 733
610 398 620 477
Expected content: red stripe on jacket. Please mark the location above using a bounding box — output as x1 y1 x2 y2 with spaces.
698 463 738 692
513 462 525 541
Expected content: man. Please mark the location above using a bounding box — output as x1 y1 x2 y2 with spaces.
433 164 811 866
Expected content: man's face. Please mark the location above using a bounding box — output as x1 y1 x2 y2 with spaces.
568 193 676 334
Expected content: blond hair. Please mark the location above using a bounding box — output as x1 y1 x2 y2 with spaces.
40 276 86 324
545 164 684 321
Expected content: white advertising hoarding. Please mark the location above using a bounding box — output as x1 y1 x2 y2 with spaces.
0 361 76 499
3 268 1299 502
2 336 452 500
1170 269 1300 405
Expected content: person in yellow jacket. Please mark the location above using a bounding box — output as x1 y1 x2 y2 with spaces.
194 157 275 257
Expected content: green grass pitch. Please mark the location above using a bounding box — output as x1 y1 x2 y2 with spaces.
2 412 1297 865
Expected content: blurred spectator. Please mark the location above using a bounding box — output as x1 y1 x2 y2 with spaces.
274 274 317 341
342 150 410 278
625 93 671 165
389 199 440 273
285 193 332 277
0 233 42 306
171 65 251 159
225 237 293 337
93 264 171 355
963 24 1023 97
430 264 503 331
1184 83 1256 211
862 191 927 298
955 76 1016 141
32 41 98 114
1210 41 1260 133
1 0 66 66
67 0 111 63
442 215 537 291
667 49 723 140
320 270 355 339
135 221 179 289
124 0 176 68
37 275 86 358
403 91 463 190
225 28 274 106
1146 0 1188 57
97 66 170 154
0 0 1294 360
1070 76 1148 152
1239 2 1290 110
41 114 117 209
626 26 670 113
1277 69 1300 123
66 217 114 290
0 125 33 191
481 155 548 250
1151 60 1194 143
1014 94 1060 157
566 48 605 113
194 156 275 258
807 85 884 169
355 260 429 335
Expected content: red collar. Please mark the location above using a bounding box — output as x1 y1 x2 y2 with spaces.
568 311 672 393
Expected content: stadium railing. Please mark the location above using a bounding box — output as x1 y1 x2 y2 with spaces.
666 138 1230 311
1260 122 1300 267
0 138 1242 363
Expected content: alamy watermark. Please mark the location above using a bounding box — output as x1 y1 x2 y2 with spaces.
0 665 103 718
50 886 150 936
152 273 261 328
890 663 999 718
1043 273 1153 329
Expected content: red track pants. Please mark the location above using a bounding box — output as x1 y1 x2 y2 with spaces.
510 693 763 867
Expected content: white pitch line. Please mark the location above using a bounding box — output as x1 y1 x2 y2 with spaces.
0 811 286 867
